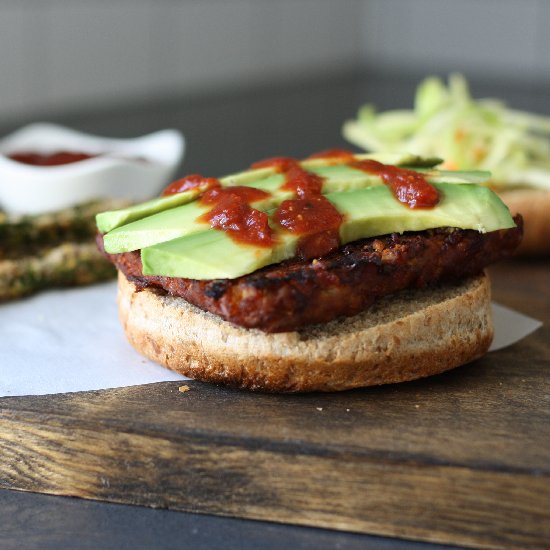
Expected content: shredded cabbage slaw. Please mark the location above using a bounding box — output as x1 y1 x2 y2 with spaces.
343 74 550 190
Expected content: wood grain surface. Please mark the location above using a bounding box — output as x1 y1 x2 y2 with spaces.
1 259 549 549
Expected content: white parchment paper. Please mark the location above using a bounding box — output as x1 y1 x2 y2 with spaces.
489 302 542 352
0 282 187 397
0 282 542 397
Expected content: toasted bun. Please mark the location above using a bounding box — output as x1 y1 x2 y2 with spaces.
117 271 493 393
497 188 550 255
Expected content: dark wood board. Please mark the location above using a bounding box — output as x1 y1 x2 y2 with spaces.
1 259 549 549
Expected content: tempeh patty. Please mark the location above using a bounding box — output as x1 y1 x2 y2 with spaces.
98 216 522 332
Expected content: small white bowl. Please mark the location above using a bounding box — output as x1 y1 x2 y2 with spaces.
0 123 185 214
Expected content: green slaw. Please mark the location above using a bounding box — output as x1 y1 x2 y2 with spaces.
343 74 550 191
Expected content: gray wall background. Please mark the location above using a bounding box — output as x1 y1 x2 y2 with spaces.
0 0 547 122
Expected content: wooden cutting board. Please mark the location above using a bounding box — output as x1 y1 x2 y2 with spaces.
1 262 549 549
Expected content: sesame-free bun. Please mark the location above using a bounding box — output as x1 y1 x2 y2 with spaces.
117 271 493 393
497 188 550 256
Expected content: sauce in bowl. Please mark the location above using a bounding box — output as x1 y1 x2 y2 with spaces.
8 151 98 166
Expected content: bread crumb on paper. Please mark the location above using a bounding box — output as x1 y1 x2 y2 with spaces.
178 385 191 393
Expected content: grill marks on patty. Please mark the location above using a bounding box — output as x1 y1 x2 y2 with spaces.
98 217 522 332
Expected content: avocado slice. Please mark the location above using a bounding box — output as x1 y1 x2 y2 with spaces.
413 168 490 184
95 168 286 235
102 161 490 254
103 199 212 253
307 164 490 190
102 174 291 254
96 170 285 235
332 183 513 243
96 154 463 234
96 190 201 234
142 229 297 281
140 182 515 280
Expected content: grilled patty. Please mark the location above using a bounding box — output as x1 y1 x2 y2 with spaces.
99 217 522 332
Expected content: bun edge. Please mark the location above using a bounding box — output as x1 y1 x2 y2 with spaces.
117 271 493 392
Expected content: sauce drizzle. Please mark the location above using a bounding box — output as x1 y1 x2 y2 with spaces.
273 195 343 259
307 148 355 160
161 174 221 196
250 156 298 172
161 149 439 257
352 159 439 208
199 185 270 206
281 164 323 198
262 151 344 259
198 189 274 247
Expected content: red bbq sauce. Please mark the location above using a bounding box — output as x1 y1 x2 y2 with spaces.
8 151 97 166
281 164 323 198
198 186 274 247
253 153 345 259
273 195 343 259
352 159 439 208
199 185 270 206
167 152 437 261
161 174 221 196
249 155 344 255
250 156 298 172
307 148 355 160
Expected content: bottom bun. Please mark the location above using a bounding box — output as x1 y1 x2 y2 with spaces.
118 271 493 393
497 188 550 256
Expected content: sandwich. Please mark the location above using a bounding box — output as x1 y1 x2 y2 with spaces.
96 151 522 392
343 74 550 255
